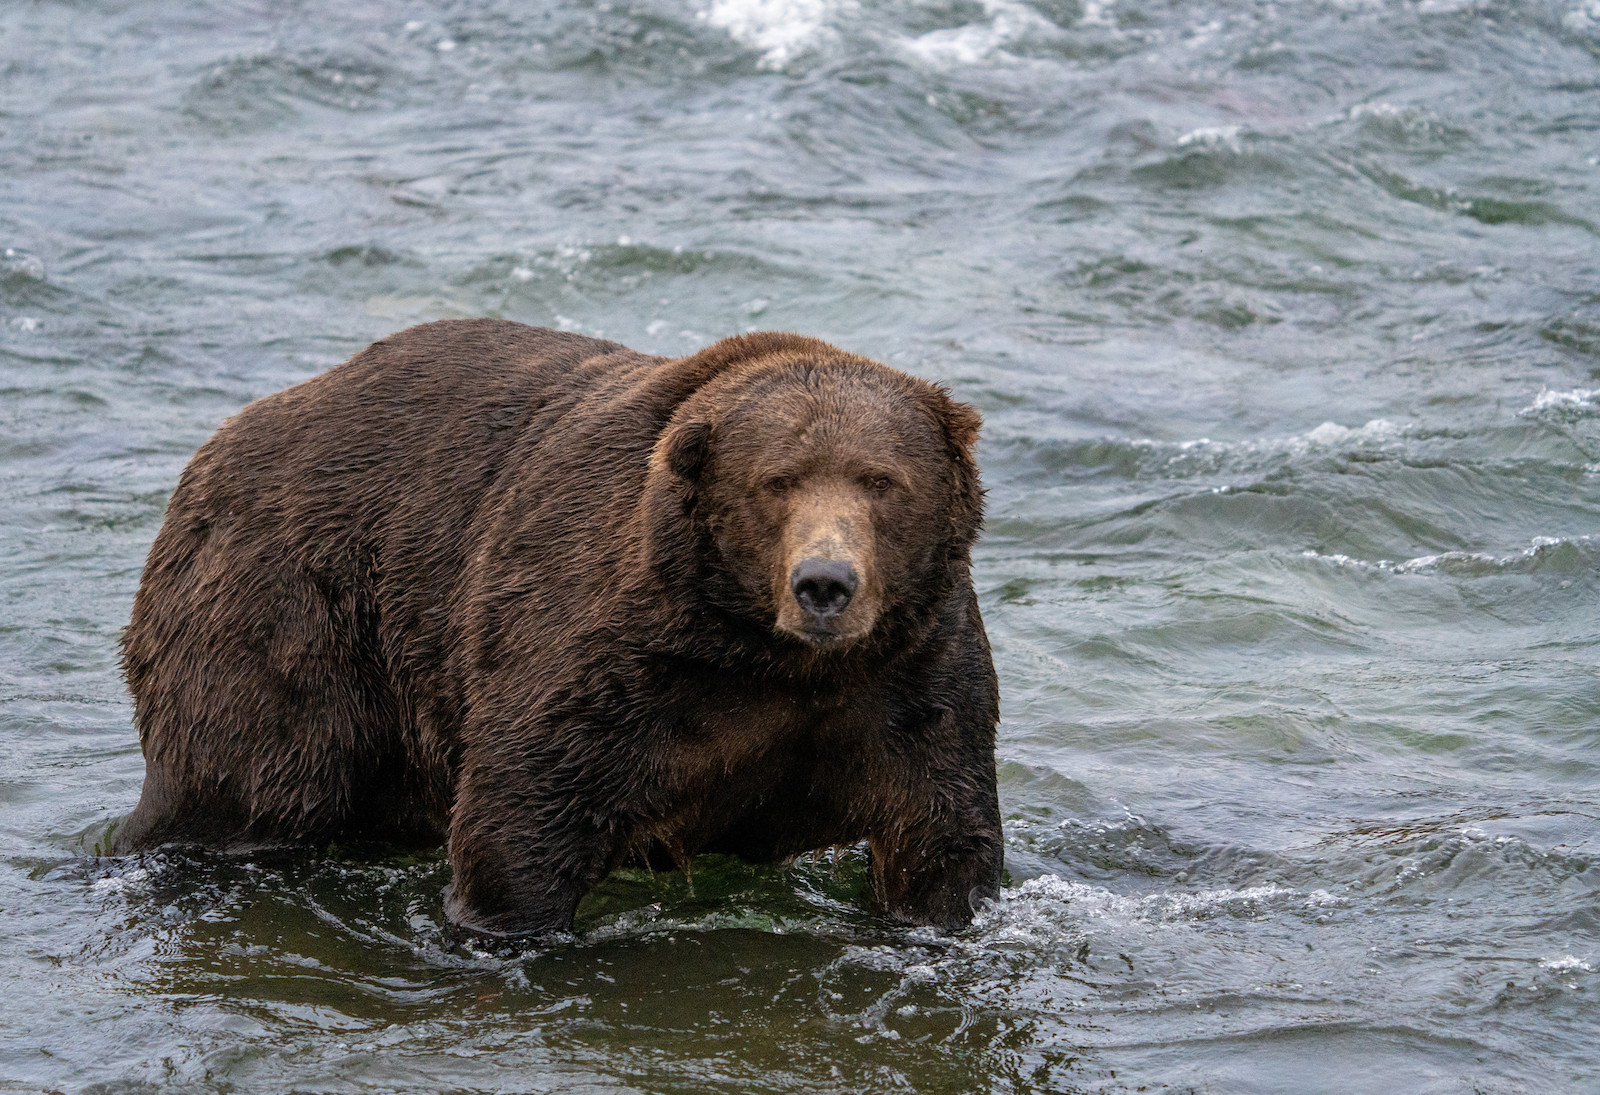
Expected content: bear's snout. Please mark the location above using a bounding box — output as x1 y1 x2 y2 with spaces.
770 479 881 646
791 558 859 622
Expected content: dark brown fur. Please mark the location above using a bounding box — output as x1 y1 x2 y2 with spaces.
115 320 1002 936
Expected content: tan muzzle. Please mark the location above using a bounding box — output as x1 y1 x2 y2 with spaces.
772 482 879 645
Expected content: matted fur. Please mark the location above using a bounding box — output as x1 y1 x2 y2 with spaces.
116 320 1002 936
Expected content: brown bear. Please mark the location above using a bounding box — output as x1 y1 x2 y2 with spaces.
114 320 1002 936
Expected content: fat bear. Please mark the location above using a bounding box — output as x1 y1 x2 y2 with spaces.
114 319 1002 936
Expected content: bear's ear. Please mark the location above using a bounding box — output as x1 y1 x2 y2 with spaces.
926 386 985 548
934 387 983 465
660 418 713 482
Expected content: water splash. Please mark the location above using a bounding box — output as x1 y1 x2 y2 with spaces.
700 0 847 66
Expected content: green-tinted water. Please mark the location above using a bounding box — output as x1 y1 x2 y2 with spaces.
3 1 1597 1091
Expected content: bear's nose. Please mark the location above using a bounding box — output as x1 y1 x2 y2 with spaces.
790 558 858 621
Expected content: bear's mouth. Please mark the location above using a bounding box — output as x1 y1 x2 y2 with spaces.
797 627 844 646
785 621 865 649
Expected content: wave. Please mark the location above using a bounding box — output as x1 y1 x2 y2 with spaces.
1300 534 1600 577
181 51 393 133
997 417 1410 482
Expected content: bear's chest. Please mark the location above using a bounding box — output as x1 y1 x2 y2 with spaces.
682 687 868 778
644 682 887 857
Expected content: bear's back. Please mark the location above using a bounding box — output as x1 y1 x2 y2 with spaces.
177 322 631 554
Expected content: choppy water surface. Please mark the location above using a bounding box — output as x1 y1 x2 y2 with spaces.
4 0 1599 1091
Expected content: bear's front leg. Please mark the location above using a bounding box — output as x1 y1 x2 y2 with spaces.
444 809 612 940
867 694 1004 930
869 776 1004 931
443 718 653 940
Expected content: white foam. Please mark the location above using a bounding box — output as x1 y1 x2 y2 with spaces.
978 874 1336 934
1305 418 1403 445
91 866 151 893
1346 101 1452 138
901 0 1062 68
1176 124 1244 149
1540 955 1595 973
1566 2 1600 32
2 247 45 280
1079 0 1117 27
1391 551 1495 572
1259 418 1398 450
1075 418 1409 484
1525 387 1600 413
1403 535 1595 572
702 0 844 67
905 22 1005 66
1146 418 1404 467
1348 102 1404 121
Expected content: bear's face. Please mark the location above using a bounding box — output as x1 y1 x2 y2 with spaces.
662 357 981 651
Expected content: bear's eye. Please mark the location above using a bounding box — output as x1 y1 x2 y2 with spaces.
865 475 894 493
764 476 794 495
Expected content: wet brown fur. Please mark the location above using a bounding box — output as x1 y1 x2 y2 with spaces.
115 320 1002 936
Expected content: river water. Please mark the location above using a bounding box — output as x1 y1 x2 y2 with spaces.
3 1 1598 1091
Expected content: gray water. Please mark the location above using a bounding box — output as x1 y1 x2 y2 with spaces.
3 1 1598 1091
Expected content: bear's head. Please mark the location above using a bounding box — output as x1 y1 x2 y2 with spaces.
651 333 983 652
